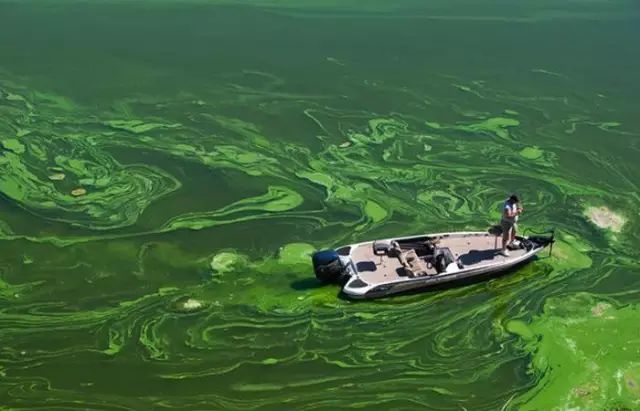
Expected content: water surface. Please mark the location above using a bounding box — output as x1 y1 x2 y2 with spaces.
1 1 639 409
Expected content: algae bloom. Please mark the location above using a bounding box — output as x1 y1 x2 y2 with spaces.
0 1 639 410
508 293 640 410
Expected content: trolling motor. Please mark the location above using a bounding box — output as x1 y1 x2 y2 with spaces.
526 228 556 257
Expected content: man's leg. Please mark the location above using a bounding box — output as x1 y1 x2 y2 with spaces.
501 222 513 255
501 222 511 252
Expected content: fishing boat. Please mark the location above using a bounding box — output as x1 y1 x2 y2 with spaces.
312 229 555 299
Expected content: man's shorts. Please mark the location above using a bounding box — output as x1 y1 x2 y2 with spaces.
501 219 516 234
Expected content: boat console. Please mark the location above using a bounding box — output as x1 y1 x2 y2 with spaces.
373 238 457 277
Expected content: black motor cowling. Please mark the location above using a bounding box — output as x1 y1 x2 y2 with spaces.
312 249 345 283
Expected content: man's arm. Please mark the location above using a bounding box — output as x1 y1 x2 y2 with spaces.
505 204 518 218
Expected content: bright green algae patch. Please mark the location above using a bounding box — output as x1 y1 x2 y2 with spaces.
0 86 182 229
426 116 520 139
509 294 640 410
104 119 181 134
519 146 543 160
1 138 25 154
206 243 336 312
548 233 592 272
161 185 304 231
363 200 388 223
277 242 315 265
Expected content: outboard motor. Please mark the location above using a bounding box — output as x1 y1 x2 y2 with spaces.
312 249 345 283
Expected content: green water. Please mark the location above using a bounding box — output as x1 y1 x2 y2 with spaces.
1 1 639 409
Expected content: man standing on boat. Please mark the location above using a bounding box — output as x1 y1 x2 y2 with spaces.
500 194 523 256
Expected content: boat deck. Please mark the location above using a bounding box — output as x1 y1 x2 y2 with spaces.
350 233 528 285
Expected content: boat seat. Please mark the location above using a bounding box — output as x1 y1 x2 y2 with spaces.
386 241 402 258
398 249 430 277
372 240 403 265
433 247 455 273
373 240 392 255
488 225 503 236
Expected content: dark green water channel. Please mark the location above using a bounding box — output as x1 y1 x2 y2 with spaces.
1 1 639 409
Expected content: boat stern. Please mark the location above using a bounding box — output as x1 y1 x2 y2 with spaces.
342 277 373 298
312 249 354 284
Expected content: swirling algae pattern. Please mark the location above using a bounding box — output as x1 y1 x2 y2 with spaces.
1 3 640 410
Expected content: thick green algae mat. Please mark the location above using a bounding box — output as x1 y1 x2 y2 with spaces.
1 1 640 410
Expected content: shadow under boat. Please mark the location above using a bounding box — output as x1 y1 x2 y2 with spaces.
290 277 326 291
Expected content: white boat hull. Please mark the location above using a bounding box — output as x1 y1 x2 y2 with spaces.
332 231 553 299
